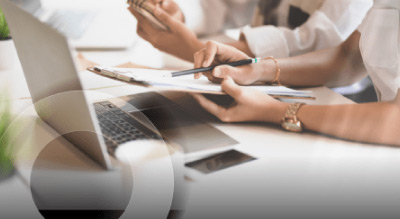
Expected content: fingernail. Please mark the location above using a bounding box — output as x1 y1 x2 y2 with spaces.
202 60 209 67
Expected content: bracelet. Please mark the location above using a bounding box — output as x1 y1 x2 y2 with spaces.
263 56 281 86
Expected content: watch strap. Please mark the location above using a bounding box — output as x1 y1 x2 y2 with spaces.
285 103 304 119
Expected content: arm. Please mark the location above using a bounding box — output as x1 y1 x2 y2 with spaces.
193 78 400 147
296 99 400 146
195 32 366 88
129 6 204 62
266 31 367 87
242 0 373 58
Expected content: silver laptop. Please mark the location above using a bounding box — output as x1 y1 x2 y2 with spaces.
1 0 237 169
11 0 137 49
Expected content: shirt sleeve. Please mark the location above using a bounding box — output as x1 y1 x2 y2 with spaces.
242 0 373 58
358 0 400 101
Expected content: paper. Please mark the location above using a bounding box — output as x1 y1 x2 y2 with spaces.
93 67 315 99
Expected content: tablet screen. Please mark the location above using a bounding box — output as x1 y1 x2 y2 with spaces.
185 150 256 174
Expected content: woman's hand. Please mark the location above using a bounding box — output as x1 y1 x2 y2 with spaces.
193 41 274 85
128 6 203 62
151 0 185 22
192 77 288 124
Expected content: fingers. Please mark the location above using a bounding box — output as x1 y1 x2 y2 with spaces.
128 7 144 22
202 41 219 67
192 94 232 122
221 77 243 99
193 41 219 79
194 49 205 69
151 0 163 5
153 6 179 31
194 49 206 79
160 0 170 8
206 73 223 84
128 7 158 41
212 65 240 79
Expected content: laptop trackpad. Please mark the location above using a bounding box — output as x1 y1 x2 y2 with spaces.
130 105 238 154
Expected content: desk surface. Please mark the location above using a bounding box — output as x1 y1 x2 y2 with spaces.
2 36 400 218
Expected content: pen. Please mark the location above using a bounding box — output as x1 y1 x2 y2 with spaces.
93 58 262 79
170 58 262 77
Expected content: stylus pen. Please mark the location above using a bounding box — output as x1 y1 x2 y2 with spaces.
170 58 261 77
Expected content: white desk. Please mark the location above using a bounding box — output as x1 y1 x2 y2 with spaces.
2 35 400 218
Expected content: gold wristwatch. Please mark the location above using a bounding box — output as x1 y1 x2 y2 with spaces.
281 103 305 132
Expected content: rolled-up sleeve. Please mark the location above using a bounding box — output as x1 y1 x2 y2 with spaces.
242 0 373 58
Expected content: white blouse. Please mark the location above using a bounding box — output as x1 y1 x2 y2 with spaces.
242 0 372 58
176 0 372 60
359 0 400 102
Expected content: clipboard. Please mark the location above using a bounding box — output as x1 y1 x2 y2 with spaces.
87 67 316 100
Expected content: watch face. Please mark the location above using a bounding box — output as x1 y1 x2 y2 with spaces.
282 120 302 132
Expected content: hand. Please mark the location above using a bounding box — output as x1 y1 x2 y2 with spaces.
128 6 203 62
151 0 185 22
77 53 98 71
192 77 288 123
194 41 271 85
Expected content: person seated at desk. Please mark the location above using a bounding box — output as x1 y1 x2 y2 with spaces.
191 0 400 147
129 0 372 62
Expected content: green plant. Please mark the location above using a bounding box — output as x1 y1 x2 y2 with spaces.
0 93 13 177
0 7 10 40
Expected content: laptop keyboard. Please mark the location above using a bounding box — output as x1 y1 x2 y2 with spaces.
94 101 161 155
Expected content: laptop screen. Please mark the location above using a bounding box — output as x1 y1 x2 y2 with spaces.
11 0 41 14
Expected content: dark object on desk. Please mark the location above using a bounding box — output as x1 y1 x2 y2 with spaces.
185 150 256 174
202 94 236 108
332 76 378 103
121 92 239 154
93 91 239 157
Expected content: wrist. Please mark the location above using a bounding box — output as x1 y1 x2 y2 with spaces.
193 40 205 53
262 101 289 124
188 40 205 62
258 58 280 84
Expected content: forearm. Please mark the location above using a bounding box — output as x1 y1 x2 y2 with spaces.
280 46 352 87
174 39 205 62
267 102 400 146
300 103 400 146
256 31 363 87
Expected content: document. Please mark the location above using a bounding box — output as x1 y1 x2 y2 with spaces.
88 67 315 100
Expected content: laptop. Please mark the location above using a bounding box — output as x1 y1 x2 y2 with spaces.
1 0 237 170
11 0 137 49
